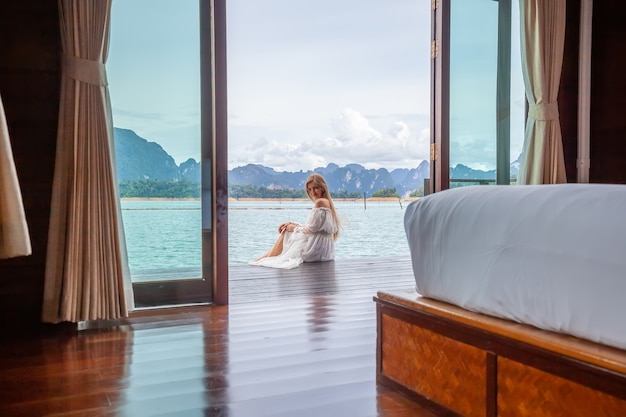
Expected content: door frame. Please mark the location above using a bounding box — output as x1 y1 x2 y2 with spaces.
430 0 450 193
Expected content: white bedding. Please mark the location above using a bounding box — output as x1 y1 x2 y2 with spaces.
404 184 626 350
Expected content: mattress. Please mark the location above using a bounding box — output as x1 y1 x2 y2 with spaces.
404 184 626 350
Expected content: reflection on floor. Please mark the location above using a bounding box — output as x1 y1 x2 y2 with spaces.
230 255 416 303
0 257 439 416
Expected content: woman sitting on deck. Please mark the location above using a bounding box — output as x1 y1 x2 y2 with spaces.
249 173 341 269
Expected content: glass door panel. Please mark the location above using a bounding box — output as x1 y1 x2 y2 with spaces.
435 0 524 190
108 0 214 307
449 0 499 186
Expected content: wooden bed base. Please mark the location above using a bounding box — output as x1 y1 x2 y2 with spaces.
374 289 626 417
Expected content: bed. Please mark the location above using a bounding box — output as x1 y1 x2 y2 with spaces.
374 184 626 416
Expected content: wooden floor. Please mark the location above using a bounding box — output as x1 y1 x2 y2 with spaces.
229 256 416 303
0 257 440 417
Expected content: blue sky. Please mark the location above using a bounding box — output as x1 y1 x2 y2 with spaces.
107 0 431 171
108 0 201 165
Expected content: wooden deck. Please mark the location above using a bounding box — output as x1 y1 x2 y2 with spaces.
229 255 416 304
0 257 437 417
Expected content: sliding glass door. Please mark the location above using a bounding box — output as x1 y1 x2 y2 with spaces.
108 0 228 307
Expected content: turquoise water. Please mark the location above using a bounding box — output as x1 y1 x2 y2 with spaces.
121 199 411 273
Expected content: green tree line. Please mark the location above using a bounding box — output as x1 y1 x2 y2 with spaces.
119 180 369 199
119 180 200 198
229 184 362 199
371 188 399 198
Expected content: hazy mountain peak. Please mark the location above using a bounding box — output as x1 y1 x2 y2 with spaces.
114 127 519 196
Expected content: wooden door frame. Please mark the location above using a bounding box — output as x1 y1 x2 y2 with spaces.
203 0 228 305
431 0 450 193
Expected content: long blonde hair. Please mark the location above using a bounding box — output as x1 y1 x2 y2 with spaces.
305 173 341 240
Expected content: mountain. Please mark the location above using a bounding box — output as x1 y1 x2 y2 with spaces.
179 158 201 182
113 127 520 196
229 164 308 190
114 127 200 182
390 160 430 195
228 163 429 196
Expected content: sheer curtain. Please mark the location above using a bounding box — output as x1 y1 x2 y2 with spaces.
517 0 567 184
42 0 133 323
0 93 32 259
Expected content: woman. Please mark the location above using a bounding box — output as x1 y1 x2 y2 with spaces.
249 173 340 269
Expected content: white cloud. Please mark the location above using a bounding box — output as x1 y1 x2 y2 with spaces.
331 108 382 145
228 108 429 172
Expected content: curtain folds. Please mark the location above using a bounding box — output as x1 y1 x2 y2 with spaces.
42 0 134 323
0 93 32 259
517 0 567 184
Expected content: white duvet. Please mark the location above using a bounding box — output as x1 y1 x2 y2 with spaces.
404 184 626 350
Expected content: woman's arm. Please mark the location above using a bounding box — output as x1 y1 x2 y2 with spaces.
293 208 332 234
279 221 300 233
281 200 332 233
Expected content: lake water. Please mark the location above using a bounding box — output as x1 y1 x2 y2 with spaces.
121 199 412 275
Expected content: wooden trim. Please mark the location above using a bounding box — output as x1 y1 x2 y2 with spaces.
486 351 497 417
212 0 228 305
200 0 228 305
376 300 383 376
431 0 451 192
132 279 213 308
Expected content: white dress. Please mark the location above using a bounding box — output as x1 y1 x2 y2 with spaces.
249 207 338 269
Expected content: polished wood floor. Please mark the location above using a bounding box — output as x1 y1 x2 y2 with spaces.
229 255 416 303
0 257 439 417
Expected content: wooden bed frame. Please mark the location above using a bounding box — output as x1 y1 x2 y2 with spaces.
374 288 626 417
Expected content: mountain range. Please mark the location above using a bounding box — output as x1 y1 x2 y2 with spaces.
114 128 201 183
113 127 519 197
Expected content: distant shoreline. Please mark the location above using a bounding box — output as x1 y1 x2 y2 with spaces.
121 197 420 203
231 197 420 203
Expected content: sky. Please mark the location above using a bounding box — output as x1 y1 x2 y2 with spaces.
107 0 431 172
448 0 525 171
108 1 201 165
107 0 523 173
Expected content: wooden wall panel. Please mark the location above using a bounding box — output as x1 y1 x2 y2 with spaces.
0 1 60 332
381 314 488 417
589 0 626 183
546 0 626 185
498 357 626 417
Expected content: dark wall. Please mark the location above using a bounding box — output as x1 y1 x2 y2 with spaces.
589 0 626 183
0 1 60 333
554 0 626 184
560 0 581 182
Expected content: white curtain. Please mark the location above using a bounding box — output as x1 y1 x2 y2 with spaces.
517 0 567 184
42 0 134 323
0 93 32 259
